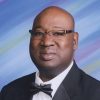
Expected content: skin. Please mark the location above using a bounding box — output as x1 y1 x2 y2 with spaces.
29 6 78 81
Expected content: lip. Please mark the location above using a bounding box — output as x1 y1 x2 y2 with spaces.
39 52 56 61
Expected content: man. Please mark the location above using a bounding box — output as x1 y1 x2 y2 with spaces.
0 6 100 100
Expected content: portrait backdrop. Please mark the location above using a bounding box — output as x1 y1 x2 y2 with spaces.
0 0 100 90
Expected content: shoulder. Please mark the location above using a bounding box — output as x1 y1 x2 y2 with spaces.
70 63 100 99
79 68 100 99
72 62 100 86
0 73 36 100
1 73 35 92
71 62 100 91
79 68 100 86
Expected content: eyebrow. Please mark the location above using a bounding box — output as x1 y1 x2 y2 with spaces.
34 25 43 29
34 25 65 30
53 26 65 29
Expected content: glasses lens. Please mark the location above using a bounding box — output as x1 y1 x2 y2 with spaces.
29 29 74 40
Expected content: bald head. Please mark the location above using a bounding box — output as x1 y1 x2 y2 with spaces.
33 6 75 31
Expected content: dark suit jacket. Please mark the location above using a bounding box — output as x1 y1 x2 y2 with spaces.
0 62 100 100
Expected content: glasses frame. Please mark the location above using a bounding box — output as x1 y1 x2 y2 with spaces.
29 29 74 39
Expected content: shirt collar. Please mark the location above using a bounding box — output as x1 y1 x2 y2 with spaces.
35 61 73 97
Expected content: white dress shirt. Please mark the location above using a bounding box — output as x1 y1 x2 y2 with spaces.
32 61 73 100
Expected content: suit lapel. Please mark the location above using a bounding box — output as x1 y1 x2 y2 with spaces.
16 73 36 100
53 83 70 100
53 62 81 100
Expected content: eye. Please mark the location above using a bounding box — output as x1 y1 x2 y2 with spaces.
53 32 65 36
34 32 44 36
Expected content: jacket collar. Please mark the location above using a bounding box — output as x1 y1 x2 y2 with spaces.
53 62 81 100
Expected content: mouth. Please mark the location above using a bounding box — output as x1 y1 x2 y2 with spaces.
39 52 56 61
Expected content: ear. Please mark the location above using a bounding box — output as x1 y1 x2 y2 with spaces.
73 32 79 50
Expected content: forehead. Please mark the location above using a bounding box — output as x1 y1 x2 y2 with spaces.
33 7 74 30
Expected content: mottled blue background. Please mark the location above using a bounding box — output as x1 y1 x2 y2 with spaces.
0 0 100 90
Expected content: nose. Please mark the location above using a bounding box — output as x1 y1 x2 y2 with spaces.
40 33 55 47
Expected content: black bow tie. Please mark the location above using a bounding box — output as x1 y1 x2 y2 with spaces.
30 83 53 97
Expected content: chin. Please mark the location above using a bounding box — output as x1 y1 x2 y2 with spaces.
36 61 56 70
38 63 56 70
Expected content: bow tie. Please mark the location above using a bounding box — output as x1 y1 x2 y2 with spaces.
30 83 53 97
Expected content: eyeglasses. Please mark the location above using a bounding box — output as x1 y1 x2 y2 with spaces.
29 29 74 40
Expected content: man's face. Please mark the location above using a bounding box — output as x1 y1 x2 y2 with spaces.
29 11 78 75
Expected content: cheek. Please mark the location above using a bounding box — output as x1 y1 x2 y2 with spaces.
29 39 40 56
30 39 40 49
58 38 74 59
59 38 73 50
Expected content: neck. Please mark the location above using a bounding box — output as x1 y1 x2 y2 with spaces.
39 72 56 82
39 66 67 82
